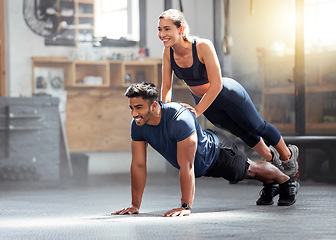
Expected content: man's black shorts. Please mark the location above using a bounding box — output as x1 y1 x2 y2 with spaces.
204 130 250 182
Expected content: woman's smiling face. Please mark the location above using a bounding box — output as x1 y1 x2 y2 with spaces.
157 18 182 47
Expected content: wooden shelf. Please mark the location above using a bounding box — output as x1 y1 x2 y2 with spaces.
307 122 336 129
32 57 162 91
76 0 94 3
272 123 295 135
72 61 110 87
263 87 294 94
260 51 336 135
306 84 336 93
32 57 71 63
44 0 94 46
264 85 336 95
272 122 336 135
76 13 94 18
74 0 94 42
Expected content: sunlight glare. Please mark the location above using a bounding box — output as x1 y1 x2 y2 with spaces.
305 0 336 48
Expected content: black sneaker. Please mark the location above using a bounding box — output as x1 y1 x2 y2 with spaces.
278 180 300 206
256 183 279 205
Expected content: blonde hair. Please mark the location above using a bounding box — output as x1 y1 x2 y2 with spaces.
159 9 191 41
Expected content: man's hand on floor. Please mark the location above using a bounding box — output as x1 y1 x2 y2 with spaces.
162 208 191 217
111 206 139 215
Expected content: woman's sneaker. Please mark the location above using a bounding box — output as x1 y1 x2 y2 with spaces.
282 145 299 177
256 182 279 205
269 146 284 172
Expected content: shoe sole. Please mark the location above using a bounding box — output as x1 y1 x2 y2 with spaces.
256 201 274 206
277 182 300 206
278 199 296 206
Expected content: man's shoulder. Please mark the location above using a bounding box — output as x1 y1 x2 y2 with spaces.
162 102 193 119
162 101 182 110
162 102 190 113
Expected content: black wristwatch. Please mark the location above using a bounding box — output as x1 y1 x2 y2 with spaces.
181 202 191 210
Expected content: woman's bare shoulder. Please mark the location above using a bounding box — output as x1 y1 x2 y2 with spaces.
196 38 213 45
195 38 215 55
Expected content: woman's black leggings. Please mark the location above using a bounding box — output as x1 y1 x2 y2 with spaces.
192 77 281 148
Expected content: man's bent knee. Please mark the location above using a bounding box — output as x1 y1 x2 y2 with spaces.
246 159 259 179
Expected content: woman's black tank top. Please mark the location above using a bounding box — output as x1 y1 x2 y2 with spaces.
170 39 209 87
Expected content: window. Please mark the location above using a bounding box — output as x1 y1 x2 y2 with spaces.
305 0 336 48
94 0 139 41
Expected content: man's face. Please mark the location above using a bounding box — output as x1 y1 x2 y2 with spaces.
129 97 155 126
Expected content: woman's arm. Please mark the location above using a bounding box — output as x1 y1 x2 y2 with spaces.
193 39 223 118
161 47 174 103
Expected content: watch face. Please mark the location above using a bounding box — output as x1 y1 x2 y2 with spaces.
182 202 190 210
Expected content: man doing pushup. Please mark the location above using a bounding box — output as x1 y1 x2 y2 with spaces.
112 82 299 217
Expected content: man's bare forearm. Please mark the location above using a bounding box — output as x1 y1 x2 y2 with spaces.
131 164 147 209
179 166 195 207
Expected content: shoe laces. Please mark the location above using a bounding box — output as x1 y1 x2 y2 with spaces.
282 182 297 195
260 185 278 197
282 160 294 168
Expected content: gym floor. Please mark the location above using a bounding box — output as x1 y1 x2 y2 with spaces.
1 166 336 240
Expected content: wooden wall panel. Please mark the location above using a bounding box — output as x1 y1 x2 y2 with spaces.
65 88 132 151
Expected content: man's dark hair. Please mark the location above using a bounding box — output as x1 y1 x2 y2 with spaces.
124 82 159 104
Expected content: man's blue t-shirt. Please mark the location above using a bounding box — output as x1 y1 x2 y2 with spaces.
131 102 220 178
